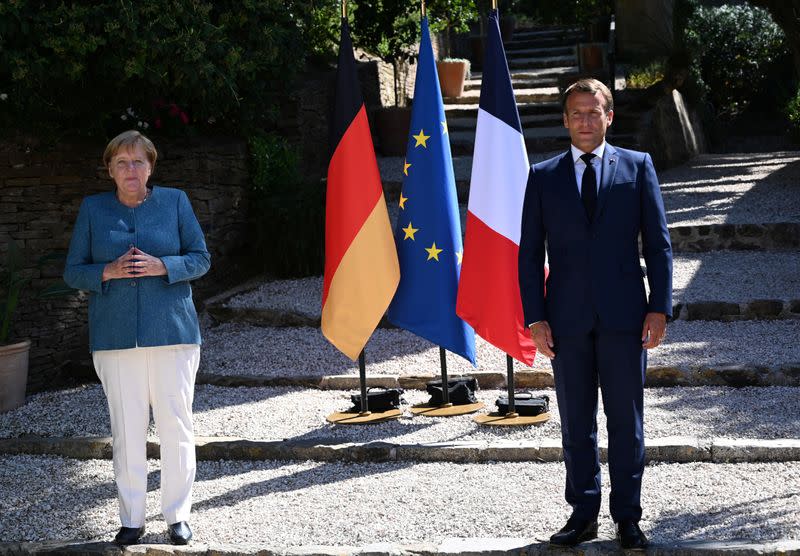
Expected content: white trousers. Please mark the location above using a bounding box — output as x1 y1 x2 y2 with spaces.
93 344 200 527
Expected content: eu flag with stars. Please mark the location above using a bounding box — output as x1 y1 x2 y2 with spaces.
387 15 476 365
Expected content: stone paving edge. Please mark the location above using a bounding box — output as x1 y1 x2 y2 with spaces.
196 364 800 389
1 436 799 464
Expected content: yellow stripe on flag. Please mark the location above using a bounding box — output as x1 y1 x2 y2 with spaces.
321 199 399 360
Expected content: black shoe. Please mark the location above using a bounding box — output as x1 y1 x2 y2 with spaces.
617 521 648 551
549 515 598 547
168 521 193 545
114 526 144 545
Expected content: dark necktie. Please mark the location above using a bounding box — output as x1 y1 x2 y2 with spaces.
580 153 597 221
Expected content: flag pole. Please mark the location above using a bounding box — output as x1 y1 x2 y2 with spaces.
439 347 451 407
505 354 518 417
342 0 346 19
421 0 426 18
359 350 370 415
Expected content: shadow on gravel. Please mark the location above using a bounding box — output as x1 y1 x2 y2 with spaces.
659 152 800 226
281 416 439 444
646 387 800 439
190 459 414 513
649 493 799 543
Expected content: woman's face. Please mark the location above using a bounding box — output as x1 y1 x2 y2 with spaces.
108 145 152 196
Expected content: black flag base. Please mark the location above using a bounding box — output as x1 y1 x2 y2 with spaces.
410 401 485 417
326 350 403 425
326 408 403 425
474 354 550 426
411 349 484 417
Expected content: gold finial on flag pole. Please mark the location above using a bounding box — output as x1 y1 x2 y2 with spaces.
342 0 346 19
421 0 426 18
492 0 497 10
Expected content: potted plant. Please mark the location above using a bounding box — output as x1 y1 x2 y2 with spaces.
0 242 74 412
429 0 478 98
352 0 419 155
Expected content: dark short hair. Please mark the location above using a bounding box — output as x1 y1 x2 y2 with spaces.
103 130 158 169
562 78 614 114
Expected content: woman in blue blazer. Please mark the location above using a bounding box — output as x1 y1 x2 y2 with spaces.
64 130 210 546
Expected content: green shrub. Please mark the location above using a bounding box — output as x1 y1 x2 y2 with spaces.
0 0 332 138
684 4 790 117
626 59 666 90
248 134 324 278
787 87 800 141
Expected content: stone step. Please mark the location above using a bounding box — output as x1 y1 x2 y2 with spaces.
504 34 583 50
443 86 560 104
507 54 577 70
4 385 800 462
1 454 798 549
446 112 563 131
4 434 800 465
469 66 579 83
444 101 562 117
510 27 583 41
191 317 800 387
505 45 576 59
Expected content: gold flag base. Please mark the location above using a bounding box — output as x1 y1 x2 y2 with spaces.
326 409 403 425
473 411 551 426
409 401 485 417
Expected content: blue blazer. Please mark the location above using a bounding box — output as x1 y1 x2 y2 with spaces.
64 186 211 352
518 144 672 337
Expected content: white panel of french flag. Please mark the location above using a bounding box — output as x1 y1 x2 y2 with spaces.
456 9 537 365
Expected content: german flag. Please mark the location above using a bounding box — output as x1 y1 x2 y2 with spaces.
321 19 399 360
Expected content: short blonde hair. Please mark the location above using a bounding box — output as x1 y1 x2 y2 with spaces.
562 78 614 114
103 130 158 169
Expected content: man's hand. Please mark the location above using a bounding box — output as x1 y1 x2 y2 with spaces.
529 321 555 359
641 312 667 349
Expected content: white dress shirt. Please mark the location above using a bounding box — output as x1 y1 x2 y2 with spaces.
571 142 605 195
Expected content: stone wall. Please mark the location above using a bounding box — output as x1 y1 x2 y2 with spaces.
0 137 249 392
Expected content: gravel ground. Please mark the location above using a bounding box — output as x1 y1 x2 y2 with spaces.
198 320 800 378
2 385 798 443
657 152 800 226
0 455 797 545
671 251 800 303
648 320 800 369
200 322 552 376
223 249 800 315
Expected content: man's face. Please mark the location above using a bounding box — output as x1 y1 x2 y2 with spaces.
563 90 613 153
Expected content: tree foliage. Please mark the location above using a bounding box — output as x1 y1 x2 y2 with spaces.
0 0 330 138
684 3 790 116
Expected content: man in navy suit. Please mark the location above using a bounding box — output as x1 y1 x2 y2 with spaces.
518 78 672 550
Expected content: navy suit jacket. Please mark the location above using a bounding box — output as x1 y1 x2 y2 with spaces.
518 144 673 337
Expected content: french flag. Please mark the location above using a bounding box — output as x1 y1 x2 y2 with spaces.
456 9 536 365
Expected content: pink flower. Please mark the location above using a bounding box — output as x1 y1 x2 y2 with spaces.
169 103 180 117
155 118 162 129
179 112 189 125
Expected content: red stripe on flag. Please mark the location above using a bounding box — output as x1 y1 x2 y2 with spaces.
323 105 383 306
457 211 536 365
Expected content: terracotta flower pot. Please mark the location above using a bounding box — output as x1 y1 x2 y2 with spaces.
437 60 469 99
0 339 30 413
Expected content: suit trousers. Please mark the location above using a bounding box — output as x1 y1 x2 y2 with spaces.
551 328 646 523
93 344 200 527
